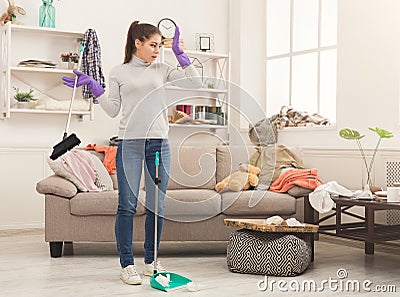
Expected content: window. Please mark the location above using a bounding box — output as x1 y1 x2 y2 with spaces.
266 0 337 123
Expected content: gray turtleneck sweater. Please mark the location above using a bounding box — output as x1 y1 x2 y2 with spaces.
98 55 202 139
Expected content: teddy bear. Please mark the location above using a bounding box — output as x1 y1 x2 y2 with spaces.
0 0 26 26
215 163 261 192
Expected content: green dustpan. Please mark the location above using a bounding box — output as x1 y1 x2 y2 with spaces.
150 272 192 292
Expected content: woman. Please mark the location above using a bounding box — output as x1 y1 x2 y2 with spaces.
62 21 202 285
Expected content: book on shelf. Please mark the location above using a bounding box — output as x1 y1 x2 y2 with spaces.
17 59 57 68
171 104 227 126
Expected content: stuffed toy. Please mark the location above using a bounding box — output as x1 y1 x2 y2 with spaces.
0 0 26 26
215 163 261 192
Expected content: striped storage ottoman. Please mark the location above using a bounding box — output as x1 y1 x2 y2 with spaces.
227 229 312 276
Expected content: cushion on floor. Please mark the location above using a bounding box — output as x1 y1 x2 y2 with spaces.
227 229 311 276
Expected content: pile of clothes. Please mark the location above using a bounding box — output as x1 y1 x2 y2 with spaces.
270 105 332 131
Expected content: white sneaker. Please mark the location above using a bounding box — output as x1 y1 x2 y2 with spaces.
143 261 167 276
120 265 142 285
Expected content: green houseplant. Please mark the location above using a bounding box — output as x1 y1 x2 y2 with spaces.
339 127 393 192
13 86 37 109
13 86 35 102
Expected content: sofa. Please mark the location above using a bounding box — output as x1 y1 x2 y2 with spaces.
36 144 316 258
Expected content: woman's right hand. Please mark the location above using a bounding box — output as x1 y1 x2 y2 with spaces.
62 70 105 97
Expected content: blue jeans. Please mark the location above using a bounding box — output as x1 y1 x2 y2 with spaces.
115 139 170 268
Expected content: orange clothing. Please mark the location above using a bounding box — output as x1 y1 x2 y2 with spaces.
86 144 117 174
269 168 323 193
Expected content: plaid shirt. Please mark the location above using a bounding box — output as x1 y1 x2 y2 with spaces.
82 29 106 104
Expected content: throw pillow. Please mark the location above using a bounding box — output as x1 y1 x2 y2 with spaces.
89 154 114 191
287 186 313 198
47 157 88 192
36 175 77 198
110 174 118 190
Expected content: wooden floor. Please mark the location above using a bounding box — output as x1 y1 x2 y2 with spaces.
0 229 399 296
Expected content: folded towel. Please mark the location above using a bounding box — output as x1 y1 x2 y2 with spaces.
269 168 323 193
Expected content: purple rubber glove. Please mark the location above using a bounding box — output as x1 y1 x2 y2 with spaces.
172 26 191 68
62 70 105 98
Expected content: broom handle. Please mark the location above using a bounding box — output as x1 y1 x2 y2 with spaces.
154 151 159 274
64 43 85 139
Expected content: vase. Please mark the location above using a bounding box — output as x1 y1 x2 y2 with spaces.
39 0 55 28
363 184 373 197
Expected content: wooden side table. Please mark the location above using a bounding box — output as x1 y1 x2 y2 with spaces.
318 197 400 254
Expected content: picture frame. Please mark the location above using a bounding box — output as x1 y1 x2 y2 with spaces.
200 36 211 51
196 33 215 52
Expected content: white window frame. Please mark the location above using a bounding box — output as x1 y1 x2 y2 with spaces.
266 0 337 123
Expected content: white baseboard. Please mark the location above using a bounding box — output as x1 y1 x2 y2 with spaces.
0 223 44 231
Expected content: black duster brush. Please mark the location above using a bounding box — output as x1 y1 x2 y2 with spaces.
49 133 81 160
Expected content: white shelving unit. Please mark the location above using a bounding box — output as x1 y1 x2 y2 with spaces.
0 23 93 119
160 47 230 139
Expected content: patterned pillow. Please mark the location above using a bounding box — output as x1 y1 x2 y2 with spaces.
47 157 88 192
89 154 114 191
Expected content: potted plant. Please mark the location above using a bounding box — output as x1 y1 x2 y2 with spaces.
60 52 79 69
60 52 70 69
13 86 37 109
339 127 394 195
70 52 79 69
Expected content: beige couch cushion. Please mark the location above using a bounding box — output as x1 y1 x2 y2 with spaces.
221 190 296 216
164 189 221 222
168 146 216 190
70 190 146 216
36 175 77 198
216 145 258 183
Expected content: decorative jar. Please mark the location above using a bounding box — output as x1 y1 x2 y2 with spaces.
39 0 55 28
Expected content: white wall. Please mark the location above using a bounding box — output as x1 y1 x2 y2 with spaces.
235 0 400 150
